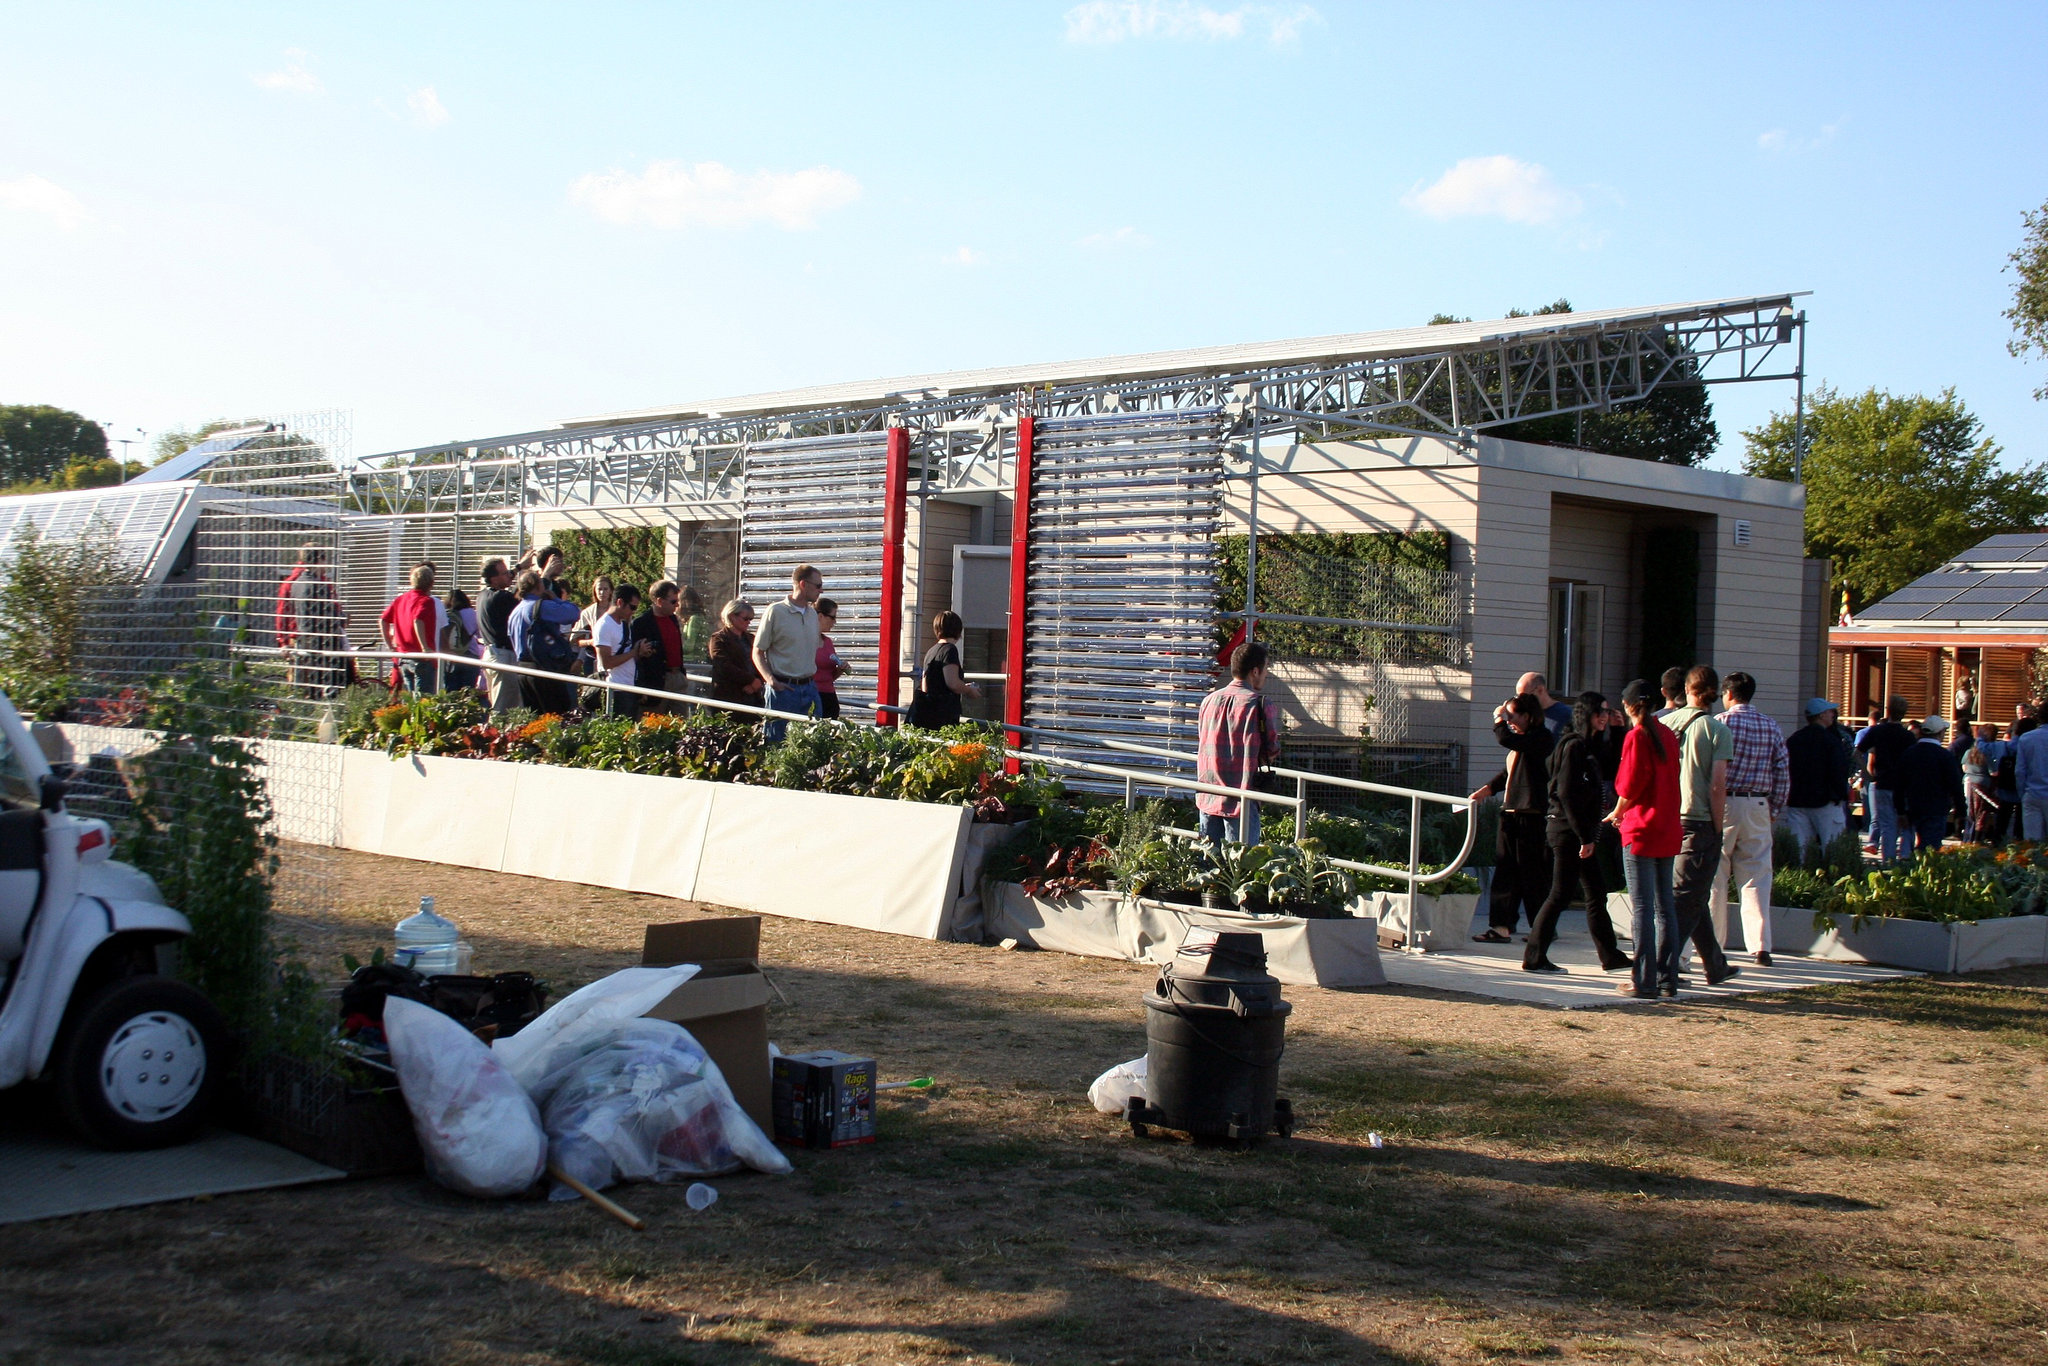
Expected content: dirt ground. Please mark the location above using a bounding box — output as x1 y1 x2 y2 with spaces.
4 844 2046 1366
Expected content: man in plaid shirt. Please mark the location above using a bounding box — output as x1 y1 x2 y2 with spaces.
1197 641 1282 845
1711 670 1790 965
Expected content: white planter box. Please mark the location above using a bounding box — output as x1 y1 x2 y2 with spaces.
1367 892 1479 952
986 883 1386 987
337 750 973 941
1802 910 2048 973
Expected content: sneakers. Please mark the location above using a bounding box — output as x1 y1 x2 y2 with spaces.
1599 956 1634 973
1523 960 1566 974
1706 963 1743 987
1755 951 1773 967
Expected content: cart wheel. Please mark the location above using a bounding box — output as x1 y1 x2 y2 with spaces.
53 976 225 1151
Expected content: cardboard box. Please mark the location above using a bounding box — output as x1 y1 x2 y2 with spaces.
640 917 772 1132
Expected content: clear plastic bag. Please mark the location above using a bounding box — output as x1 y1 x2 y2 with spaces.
491 964 700 1091
1088 1055 1148 1115
384 996 548 1197
532 1018 791 1199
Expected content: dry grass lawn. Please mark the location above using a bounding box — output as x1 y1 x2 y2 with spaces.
3 844 2045 1366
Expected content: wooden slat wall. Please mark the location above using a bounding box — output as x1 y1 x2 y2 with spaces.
1886 648 1937 719
1981 648 2034 732
1828 647 1851 714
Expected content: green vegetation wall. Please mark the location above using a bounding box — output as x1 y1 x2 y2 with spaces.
546 526 667 605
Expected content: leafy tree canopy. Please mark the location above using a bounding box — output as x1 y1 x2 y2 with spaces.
0 404 107 485
2007 197 2048 400
1426 300 1718 465
1742 385 2048 609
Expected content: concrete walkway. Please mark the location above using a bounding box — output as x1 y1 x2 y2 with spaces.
1376 909 1915 1007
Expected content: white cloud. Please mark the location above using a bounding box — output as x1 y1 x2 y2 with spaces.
1080 225 1154 249
252 49 323 95
1400 155 1581 226
568 159 861 231
1064 2 1317 44
406 86 449 128
1758 120 1841 154
945 246 984 266
0 174 89 230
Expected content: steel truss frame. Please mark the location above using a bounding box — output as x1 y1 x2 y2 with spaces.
351 296 1807 510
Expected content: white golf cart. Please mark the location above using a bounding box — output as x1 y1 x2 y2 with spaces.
0 691 224 1148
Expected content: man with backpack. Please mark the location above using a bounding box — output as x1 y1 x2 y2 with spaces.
508 568 581 714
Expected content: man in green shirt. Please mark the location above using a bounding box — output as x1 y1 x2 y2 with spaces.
752 564 824 742
1663 665 1739 985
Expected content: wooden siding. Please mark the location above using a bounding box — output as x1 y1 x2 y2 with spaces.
1981 648 2034 729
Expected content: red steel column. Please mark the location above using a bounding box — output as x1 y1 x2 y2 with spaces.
1002 415 1034 773
876 425 910 726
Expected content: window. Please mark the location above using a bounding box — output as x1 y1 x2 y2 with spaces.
0 730 36 810
1547 581 1604 696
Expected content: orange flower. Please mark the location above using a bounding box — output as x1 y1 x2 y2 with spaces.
514 715 561 741
948 742 988 762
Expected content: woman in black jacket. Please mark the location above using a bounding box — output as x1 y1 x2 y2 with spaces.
1525 692 1633 973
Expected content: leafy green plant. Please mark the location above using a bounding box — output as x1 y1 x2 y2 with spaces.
1813 848 2009 929
1204 841 1278 908
1259 837 1358 913
1773 866 1835 910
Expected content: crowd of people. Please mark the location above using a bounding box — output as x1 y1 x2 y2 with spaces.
371 550 981 732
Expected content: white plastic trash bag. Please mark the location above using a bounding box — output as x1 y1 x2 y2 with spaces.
384 996 548 1198
532 1018 791 1199
1088 1055 1148 1115
492 964 700 1091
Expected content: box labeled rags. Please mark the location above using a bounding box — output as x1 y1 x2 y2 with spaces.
772 1051 876 1149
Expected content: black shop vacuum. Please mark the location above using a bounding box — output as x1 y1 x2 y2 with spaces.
1127 928 1294 1147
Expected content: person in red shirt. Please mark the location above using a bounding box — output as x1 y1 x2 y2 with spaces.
379 563 441 695
1606 678 1684 999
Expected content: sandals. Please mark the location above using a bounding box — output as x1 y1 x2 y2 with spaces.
1472 929 1513 944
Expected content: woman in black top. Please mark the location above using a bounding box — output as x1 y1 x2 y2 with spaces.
907 611 980 728
1524 692 1633 973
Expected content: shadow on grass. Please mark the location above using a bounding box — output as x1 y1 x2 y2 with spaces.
1716 974 2048 1045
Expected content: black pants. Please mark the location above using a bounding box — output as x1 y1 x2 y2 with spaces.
1525 838 1628 968
1673 820 1731 977
520 663 576 716
1488 811 1549 932
817 689 841 720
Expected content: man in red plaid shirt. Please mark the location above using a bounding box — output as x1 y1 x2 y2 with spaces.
1197 641 1282 845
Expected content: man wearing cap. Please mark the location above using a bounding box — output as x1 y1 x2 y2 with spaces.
1784 698 1852 857
1710 671 1789 966
1897 716 1966 857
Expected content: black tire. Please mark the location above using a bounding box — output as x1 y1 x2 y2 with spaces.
53 976 225 1150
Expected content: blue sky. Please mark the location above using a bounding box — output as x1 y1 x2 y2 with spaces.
2 2 2045 470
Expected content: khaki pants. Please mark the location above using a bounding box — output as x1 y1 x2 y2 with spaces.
484 646 520 712
1710 794 1774 954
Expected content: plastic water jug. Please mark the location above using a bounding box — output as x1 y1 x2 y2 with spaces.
394 896 460 976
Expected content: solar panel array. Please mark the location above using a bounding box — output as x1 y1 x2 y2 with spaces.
0 484 195 579
1858 534 2048 622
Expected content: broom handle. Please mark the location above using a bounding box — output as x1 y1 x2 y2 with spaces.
547 1162 647 1231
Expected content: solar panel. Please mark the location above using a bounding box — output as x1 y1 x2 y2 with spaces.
1876 586 1967 605
1995 601 2048 621
1856 601 1938 620
0 485 193 578
1953 533 2048 564
1950 582 2045 606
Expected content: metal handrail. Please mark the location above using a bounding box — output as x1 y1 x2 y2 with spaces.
245 645 1290 820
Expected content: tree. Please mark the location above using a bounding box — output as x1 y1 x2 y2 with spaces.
0 405 107 485
2007 198 2048 400
1426 301 1719 465
1742 385 2048 609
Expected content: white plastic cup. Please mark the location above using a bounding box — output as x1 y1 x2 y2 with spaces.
1368 1132 1385 1149
685 1183 718 1211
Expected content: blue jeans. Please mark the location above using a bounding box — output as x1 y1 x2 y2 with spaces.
399 658 439 695
1870 788 1907 862
2023 794 2048 843
763 679 819 743
1910 815 1947 857
1623 848 1679 997
1200 806 1261 847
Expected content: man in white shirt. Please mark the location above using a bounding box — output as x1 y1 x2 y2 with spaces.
592 584 649 717
752 564 823 742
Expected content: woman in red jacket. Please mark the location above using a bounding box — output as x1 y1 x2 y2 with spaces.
1606 678 1684 999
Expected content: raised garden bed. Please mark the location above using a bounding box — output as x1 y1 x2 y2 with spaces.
985 882 1386 987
